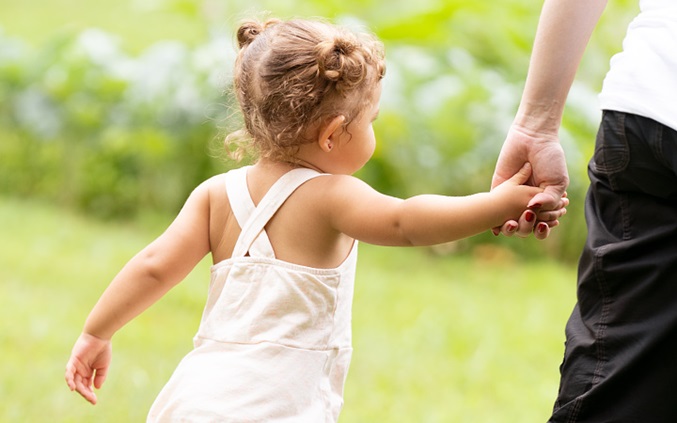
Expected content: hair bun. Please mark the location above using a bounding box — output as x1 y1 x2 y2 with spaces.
315 36 364 88
236 19 281 49
333 38 356 56
236 21 263 49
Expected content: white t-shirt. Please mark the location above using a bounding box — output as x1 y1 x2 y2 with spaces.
598 0 677 131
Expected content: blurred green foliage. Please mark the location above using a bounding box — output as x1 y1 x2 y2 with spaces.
0 28 233 217
0 0 638 259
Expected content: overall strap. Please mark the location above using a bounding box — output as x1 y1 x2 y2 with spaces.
231 167 323 258
225 166 275 257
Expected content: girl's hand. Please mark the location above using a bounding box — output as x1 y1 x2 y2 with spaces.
491 162 543 205
65 333 112 405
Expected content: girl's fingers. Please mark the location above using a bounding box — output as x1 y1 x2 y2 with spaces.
511 162 533 185
75 374 97 405
67 360 98 405
93 367 108 389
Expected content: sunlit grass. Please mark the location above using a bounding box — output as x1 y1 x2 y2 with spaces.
1 197 576 422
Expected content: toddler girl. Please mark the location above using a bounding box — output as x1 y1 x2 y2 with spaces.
65 17 567 422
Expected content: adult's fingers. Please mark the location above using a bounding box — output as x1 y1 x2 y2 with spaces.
513 209 538 238
536 207 567 223
493 220 517 237
534 222 551 240
494 210 537 238
528 184 567 210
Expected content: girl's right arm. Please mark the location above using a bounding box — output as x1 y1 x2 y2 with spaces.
65 180 214 404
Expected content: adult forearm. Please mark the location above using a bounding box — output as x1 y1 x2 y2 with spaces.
516 0 608 134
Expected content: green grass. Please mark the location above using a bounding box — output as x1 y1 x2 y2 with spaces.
1 196 576 422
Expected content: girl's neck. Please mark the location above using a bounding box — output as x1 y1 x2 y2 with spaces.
292 158 325 173
255 157 325 174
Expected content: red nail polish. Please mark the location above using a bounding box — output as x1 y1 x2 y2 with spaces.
537 223 547 233
531 203 542 209
525 211 536 222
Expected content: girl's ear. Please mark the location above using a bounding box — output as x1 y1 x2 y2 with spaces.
317 115 346 153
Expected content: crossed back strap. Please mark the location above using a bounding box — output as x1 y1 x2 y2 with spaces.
226 166 323 259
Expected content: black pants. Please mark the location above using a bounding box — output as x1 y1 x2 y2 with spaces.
550 111 677 423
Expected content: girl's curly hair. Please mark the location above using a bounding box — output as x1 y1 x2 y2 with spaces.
227 18 386 163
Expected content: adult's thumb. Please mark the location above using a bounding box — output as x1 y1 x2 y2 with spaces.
528 185 566 210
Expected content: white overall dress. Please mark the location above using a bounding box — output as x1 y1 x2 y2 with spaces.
147 166 358 422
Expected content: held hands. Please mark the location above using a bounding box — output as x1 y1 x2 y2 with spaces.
491 123 570 239
65 332 112 405
491 161 569 239
500 194 569 239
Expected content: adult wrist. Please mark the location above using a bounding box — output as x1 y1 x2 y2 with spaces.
513 101 563 140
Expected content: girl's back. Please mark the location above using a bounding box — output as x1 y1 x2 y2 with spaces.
206 161 356 269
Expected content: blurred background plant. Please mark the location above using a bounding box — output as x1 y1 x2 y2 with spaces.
0 0 638 260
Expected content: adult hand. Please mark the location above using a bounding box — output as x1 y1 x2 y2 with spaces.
491 122 570 239
65 332 112 405
500 195 569 239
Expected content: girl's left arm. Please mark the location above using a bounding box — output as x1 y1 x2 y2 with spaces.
65 181 212 404
81 181 212 340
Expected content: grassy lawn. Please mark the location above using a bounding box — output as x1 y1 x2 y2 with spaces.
1 197 577 422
